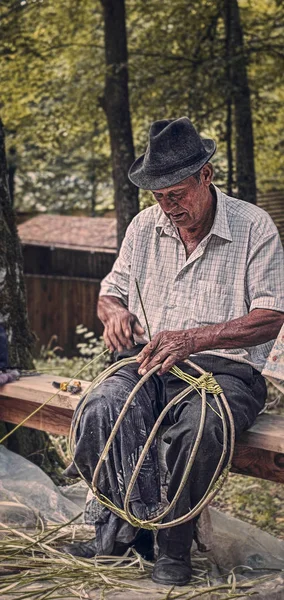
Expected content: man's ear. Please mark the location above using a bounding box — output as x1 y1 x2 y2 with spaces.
201 163 214 186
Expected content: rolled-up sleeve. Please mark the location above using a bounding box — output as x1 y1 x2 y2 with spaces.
99 219 135 307
246 231 284 313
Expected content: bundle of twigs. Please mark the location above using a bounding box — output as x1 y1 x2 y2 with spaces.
0 520 274 600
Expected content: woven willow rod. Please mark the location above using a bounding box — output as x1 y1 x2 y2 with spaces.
70 356 235 530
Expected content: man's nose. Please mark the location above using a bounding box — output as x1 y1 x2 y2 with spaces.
160 195 177 211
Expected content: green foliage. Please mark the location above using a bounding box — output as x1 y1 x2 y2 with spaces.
1 0 112 213
35 328 111 381
0 0 283 212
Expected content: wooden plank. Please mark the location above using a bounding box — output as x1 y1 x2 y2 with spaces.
0 375 79 435
232 445 284 484
258 191 284 198
1 376 284 483
0 375 87 411
237 413 284 454
1 397 283 482
257 193 284 244
0 398 72 436
1 376 284 451
22 245 116 279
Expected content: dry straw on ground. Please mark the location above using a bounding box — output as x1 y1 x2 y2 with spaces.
0 518 280 600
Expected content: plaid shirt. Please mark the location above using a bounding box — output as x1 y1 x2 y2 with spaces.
100 186 284 371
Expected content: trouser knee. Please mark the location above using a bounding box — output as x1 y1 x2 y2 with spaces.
82 376 132 418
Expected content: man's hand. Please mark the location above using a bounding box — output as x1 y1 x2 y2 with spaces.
136 330 192 375
136 309 284 376
98 295 145 352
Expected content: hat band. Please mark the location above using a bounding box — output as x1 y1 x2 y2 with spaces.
143 149 207 176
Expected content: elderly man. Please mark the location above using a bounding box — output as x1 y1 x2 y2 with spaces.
64 118 284 586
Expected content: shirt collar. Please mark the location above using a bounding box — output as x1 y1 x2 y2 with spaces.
155 184 232 242
210 186 232 241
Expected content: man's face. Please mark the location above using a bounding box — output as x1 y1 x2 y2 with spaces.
152 168 213 231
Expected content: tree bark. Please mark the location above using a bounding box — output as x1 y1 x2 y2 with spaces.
226 0 257 204
224 0 233 197
7 147 17 207
100 0 139 249
0 120 65 480
0 120 34 368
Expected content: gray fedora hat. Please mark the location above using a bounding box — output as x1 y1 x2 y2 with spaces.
128 117 216 190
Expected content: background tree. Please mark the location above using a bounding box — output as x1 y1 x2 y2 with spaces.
100 0 139 247
0 0 283 215
0 119 34 369
225 0 256 204
0 119 65 475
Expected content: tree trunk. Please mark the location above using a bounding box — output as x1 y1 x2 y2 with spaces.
226 0 257 204
0 120 65 481
7 147 17 207
225 99 233 197
224 0 233 197
100 0 139 249
0 120 34 368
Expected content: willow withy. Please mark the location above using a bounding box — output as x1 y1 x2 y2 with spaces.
69 355 235 530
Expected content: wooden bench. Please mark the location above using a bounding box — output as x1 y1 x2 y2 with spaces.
0 374 283 484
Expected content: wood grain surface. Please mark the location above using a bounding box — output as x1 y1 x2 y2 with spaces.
0 375 283 482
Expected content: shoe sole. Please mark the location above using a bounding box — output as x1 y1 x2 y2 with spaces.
151 573 191 586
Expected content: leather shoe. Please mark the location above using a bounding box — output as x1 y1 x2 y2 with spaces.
61 537 98 558
61 529 154 561
152 553 192 586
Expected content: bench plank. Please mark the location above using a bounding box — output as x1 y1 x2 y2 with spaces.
0 375 283 483
0 374 88 411
237 414 284 454
0 396 72 436
232 445 284 483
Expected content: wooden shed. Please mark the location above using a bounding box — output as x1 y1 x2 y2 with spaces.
18 215 117 355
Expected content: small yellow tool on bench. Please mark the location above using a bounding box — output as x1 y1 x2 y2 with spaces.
52 380 82 394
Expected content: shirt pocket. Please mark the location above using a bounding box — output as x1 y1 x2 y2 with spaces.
188 280 234 326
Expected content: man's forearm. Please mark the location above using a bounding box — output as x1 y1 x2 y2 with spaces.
189 309 284 355
136 308 284 374
97 295 127 324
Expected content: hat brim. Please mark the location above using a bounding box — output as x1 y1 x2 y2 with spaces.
128 138 216 190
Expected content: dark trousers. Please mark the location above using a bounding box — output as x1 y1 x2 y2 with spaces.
65 351 267 556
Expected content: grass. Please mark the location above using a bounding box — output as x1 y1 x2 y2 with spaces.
211 473 284 539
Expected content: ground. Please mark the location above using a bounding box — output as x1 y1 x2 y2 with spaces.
211 472 284 539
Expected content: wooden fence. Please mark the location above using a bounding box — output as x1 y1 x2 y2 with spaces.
25 274 103 355
22 245 116 280
258 190 284 243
